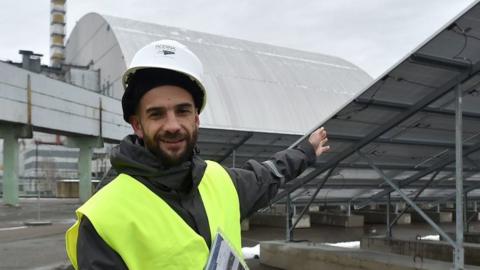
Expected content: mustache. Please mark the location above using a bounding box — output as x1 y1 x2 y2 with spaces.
156 131 187 141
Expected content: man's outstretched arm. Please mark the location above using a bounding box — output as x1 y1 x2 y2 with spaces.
226 127 330 219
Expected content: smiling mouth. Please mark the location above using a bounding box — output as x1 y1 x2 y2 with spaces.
160 139 186 150
161 139 184 144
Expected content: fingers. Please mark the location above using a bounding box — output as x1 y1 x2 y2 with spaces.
316 144 330 156
309 127 330 156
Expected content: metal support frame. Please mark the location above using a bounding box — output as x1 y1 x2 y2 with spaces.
273 61 480 204
287 168 335 241
388 171 439 232
356 139 480 209
358 151 458 249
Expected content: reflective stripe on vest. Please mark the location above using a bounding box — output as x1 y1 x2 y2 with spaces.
65 160 241 270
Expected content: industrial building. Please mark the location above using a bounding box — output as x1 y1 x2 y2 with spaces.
1 0 480 269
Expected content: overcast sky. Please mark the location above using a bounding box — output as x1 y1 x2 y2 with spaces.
0 0 477 78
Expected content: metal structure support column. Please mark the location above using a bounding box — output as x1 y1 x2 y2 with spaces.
454 84 464 269
65 137 103 202
464 192 469 233
386 192 391 239
0 125 31 206
285 194 293 242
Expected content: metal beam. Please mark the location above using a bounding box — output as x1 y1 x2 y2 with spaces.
454 84 464 269
272 61 480 203
410 52 472 71
328 133 459 149
281 196 480 205
300 179 480 189
352 98 480 120
386 192 391 238
312 162 479 172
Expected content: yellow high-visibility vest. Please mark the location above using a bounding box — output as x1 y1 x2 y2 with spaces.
66 160 241 270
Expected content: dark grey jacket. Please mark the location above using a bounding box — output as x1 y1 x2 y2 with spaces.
76 134 316 269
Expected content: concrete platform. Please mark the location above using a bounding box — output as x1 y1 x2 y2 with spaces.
443 232 480 244
310 211 364 227
361 236 480 266
260 240 480 270
409 211 452 223
250 213 311 228
355 211 411 225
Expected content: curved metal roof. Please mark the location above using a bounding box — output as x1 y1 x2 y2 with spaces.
66 13 371 135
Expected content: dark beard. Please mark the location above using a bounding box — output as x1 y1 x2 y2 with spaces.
144 128 198 168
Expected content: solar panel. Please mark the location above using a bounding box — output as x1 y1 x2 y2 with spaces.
276 1 480 206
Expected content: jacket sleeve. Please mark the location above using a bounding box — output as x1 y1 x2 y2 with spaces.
77 217 129 270
226 140 317 220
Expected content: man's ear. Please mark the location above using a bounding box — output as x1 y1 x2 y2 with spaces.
129 115 144 139
195 113 200 129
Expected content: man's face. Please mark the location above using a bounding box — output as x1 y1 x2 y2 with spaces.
130 85 199 167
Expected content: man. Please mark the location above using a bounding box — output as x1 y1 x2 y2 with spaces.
66 40 329 269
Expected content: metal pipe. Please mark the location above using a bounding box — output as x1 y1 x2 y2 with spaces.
455 84 464 269
291 168 335 231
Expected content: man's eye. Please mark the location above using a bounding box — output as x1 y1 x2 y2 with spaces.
178 108 191 114
149 111 163 118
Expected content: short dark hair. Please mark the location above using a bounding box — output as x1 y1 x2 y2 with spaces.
122 68 204 122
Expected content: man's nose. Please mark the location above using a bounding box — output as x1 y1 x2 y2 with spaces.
164 112 181 132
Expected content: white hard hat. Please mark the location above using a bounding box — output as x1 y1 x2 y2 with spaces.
122 39 207 114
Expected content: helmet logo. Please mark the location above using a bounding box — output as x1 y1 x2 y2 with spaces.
155 44 176 56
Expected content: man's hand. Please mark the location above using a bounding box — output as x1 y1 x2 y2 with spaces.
308 127 330 156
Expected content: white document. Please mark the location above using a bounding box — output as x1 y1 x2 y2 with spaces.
205 231 249 270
